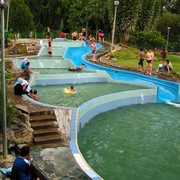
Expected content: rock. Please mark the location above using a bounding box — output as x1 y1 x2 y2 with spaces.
6 110 34 145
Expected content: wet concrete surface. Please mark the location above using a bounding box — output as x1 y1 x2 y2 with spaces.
31 146 90 180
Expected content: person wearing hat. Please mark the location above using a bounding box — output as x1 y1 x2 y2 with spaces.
11 146 39 180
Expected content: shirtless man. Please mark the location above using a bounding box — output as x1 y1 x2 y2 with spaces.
91 41 97 61
71 31 78 41
146 49 154 75
136 48 145 72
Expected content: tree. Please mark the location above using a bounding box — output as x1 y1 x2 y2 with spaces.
136 0 162 31
129 31 166 50
116 0 142 43
9 0 34 37
164 0 180 14
25 0 74 35
67 0 107 36
108 0 162 44
156 11 180 51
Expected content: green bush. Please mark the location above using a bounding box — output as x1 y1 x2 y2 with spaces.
0 61 17 130
129 31 166 50
0 89 17 130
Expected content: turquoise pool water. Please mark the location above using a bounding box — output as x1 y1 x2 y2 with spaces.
78 103 180 180
32 82 147 107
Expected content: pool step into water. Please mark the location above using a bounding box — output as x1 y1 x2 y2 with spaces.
29 110 64 145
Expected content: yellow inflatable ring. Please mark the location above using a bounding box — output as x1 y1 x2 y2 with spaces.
64 88 76 94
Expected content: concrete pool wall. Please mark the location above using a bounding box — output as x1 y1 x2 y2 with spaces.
31 70 112 86
78 89 157 131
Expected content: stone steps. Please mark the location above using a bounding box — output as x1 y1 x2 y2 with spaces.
30 114 56 121
30 110 54 116
33 128 59 135
34 134 63 143
29 110 64 145
31 121 58 128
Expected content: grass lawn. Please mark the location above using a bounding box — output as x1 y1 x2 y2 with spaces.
113 46 180 73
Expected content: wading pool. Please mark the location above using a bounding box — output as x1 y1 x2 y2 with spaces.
33 82 147 107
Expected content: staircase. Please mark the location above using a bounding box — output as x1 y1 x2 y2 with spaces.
30 110 64 146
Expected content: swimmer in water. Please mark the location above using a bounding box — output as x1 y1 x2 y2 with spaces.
70 86 75 92
68 64 85 71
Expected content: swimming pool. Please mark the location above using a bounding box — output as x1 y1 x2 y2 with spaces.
15 39 179 180
32 82 148 107
78 103 180 180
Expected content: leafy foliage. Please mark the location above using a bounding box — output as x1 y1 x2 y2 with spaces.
4 0 180 50
129 31 166 50
156 11 180 50
9 0 34 35
0 62 17 129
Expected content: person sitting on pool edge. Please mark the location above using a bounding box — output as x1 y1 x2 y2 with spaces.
20 59 32 77
14 77 31 95
68 64 85 71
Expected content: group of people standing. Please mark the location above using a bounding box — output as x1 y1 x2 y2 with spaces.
71 27 87 41
71 27 99 62
136 48 173 75
48 26 105 62
136 48 154 75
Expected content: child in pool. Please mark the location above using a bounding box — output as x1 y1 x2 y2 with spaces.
33 90 39 101
70 86 75 93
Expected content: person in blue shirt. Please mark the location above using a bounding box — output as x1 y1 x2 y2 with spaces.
20 61 31 77
11 146 31 180
20 61 30 70
11 146 39 180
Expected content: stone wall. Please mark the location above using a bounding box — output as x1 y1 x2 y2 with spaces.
54 108 72 140
7 110 34 145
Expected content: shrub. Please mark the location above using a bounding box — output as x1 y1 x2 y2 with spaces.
0 89 17 130
0 61 17 130
129 31 166 50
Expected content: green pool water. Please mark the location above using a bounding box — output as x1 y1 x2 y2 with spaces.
78 103 180 180
32 82 146 107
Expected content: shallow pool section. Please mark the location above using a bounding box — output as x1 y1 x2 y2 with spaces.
34 68 98 74
32 82 148 107
78 103 180 180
